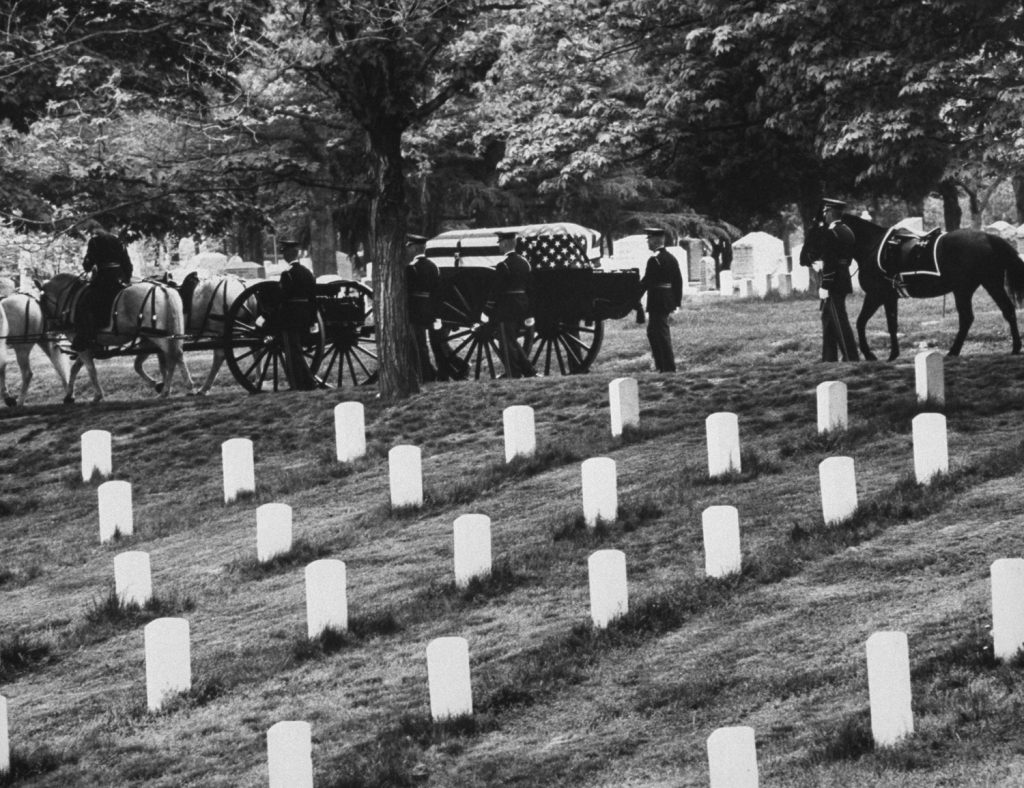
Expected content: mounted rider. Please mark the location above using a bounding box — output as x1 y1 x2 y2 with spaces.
72 221 134 352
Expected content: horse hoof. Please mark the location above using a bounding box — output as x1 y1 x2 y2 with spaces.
154 382 164 394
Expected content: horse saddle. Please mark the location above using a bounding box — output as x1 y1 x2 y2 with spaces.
877 227 944 295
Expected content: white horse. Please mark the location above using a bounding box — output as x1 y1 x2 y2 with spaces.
0 292 70 406
133 273 250 395
40 273 195 403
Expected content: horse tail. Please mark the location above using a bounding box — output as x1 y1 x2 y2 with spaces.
995 236 1024 306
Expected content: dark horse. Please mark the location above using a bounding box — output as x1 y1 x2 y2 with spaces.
801 214 1024 360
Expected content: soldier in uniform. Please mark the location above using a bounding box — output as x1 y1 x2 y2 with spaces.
638 227 683 372
815 199 860 362
484 230 536 378
72 222 134 352
278 240 319 389
405 234 442 382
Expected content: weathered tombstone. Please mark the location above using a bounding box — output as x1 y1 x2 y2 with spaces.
914 350 944 405
776 272 793 297
503 405 536 463
453 514 492 589
81 429 112 482
144 617 191 712
731 232 785 297
707 726 758 787
334 402 366 463
0 695 8 776
700 256 717 290
114 551 152 607
98 480 133 543
819 456 857 524
305 559 348 638
426 637 473 720
702 506 742 578
718 269 734 296
588 549 628 628
866 631 914 746
736 278 754 298
608 377 640 437
389 445 423 508
816 381 848 434
267 720 313 788
581 457 617 527
221 437 255 504
912 413 948 484
790 249 810 292
991 558 1024 661
256 503 293 563
706 412 741 477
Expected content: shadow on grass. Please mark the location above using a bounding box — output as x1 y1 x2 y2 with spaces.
225 538 333 580
0 746 77 785
291 611 404 663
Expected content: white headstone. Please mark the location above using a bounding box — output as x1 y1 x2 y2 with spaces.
426 637 473 720
718 269 734 296
706 412 741 477
991 558 1024 661
334 402 366 463
581 457 617 527
608 377 640 437
731 232 786 296
912 413 948 484
81 429 112 482
114 551 152 607
700 256 717 290
267 721 313 788
256 503 293 563
737 278 754 298
914 350 944 405
702 506 742 578
389 445 423 508
144 617 191 712
776 273 793 297
790 254 810 292
98 480 133 543
305 559 348 638
866 631 914 746
819 456 857 525
707 726 759 788
222 438 255 504
453 514 492 589
588 549 628 628
503 405 536 463
816 381 848 434
0 695 8 776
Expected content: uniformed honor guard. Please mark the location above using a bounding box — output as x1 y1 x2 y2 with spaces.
278 239 319 389
484 230 536 378
815 199 859 362
638 227 683 372
72 222 134 352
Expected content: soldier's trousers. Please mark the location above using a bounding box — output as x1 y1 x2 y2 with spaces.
821 296 859 362
646 311 676 372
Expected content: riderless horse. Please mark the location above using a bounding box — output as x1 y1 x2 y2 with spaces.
0 289 70 406
39 272 195 402
801 214 1024 360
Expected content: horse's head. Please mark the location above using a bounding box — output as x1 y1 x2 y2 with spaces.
799 221 832 267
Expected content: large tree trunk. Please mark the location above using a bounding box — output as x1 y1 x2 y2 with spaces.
235 214 264 263
937 179 962 230
308 186 336 277
369 123 419 400
1013 173 1024 224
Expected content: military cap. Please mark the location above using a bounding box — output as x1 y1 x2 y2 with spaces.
821 198 847 211
278 238 300 247
643 226 667 236
405 234 428 246
495 230 518 240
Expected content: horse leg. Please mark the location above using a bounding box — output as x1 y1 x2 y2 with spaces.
198 350 224 395
948 288 977 356
855 291 882 361
44 341 71 395
10 346 33 406
881 293 900 361
0 345 11 407
80 353 105 403
981 279 1022 354
133 351 165 392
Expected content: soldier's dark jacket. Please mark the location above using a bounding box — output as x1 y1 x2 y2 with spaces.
639 248 683 314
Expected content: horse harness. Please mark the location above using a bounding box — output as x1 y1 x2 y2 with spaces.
876 226 945 297
48 278 178 340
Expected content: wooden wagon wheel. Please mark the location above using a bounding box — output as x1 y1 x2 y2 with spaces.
223 281 326 393
316 280 379 388
528 318 604 376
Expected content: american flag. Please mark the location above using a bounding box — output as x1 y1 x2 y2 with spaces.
521 234 591 269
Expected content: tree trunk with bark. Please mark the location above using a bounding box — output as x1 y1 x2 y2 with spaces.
937 179 962 230
1013 173 1024 224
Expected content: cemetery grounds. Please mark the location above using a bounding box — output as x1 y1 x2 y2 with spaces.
3 290 1024 786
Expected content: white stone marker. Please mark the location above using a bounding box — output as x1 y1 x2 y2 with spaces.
702 506 742 578
706 412 741 477
221 437 255 504
144 617 191 712
777 272 793 298
866 631 914 746
267 720 313 788
81 429 112 482
719 269 734 296
0 695 8 776
991 558 1024 661
334 401 366 463
256 503 293 563
389 445 423 508
114 551 152 607
453 514 492 588
912 413 948 484
816 381 848 434
588 549 628 628
819 456 857 525
97 480 133 543
503 405 536 463
305 559 348 638
707 725 759 788
915 350 944 405
581 457 617 527
737 278 754 298
426 637 473 721
609 377 640 437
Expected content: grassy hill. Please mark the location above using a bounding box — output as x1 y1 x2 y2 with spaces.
3 291 1024 786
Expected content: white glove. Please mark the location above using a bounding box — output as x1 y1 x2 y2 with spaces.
480 313 490 324
811 261 823 273
818 288 829 299
432 319 442 330
524 317 535 327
